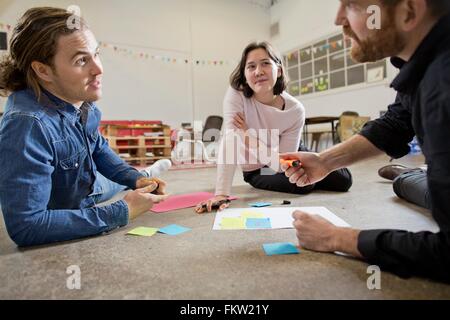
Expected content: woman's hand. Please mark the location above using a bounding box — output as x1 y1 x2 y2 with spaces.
195 195 230 214
233 112 248 132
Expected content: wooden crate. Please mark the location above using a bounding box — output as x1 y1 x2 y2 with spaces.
103 124 171 166
101 123 170 137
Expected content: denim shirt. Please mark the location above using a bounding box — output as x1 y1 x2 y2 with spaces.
0 89 144 246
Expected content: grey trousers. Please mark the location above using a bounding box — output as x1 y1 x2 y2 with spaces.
393 169 430 209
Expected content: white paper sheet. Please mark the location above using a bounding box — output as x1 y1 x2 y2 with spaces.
213 206 350 230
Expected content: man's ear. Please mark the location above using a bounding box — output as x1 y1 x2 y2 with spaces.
31 61 54 83
396 0 428 32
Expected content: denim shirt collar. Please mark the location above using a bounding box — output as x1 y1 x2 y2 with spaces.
37 88 93 126
390 13 450 93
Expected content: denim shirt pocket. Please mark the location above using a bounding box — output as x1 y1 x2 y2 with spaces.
54 148 88 188
88 130 99 147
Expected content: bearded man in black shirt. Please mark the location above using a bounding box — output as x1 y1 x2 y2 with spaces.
281 0 450 283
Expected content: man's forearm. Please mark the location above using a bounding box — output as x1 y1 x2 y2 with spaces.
334 227 363 258
95 148 144 189
3 201 129 247
320 134 383 172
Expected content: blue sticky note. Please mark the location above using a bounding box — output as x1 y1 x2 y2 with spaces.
249 202 272 208
263 242 300 256
158 224 191 236
246 218 272 229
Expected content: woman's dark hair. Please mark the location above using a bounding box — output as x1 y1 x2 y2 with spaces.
230 41 288 98
0 7 88 99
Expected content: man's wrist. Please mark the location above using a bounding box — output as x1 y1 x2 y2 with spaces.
334 227 363 258
318 151 337 173
135 176 158 190
135 176 145 189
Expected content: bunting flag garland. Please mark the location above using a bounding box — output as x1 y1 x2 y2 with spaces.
0 21 235 67
285 34 350 63
98 40 234 67
287 51 298 61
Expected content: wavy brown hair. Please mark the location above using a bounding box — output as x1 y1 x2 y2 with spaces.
0 7 87 99
230 41 288 98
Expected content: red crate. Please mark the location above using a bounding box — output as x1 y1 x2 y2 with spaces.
131 129 153 136
100 120 167 137
100 120 132 126
133 120 162 125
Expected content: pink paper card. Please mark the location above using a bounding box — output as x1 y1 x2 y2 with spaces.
150 192 237 213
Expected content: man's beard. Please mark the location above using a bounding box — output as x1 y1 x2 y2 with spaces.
343 18 406 63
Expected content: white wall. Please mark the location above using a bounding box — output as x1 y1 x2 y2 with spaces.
1 0 400 126
270 0 398 121
0 0 271 127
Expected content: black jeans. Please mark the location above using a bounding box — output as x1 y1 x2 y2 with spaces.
242 144 353 195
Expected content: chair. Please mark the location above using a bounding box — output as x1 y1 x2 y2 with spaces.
341 111 359 117
202 116 223 142
335 111 359 143
310 131 331 152
338 114 370 142
172 116 223 163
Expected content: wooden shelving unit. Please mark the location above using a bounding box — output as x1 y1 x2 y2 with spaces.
101 123 171 166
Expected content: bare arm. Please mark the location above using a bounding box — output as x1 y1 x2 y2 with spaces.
280 134 383 188
320 134 384 172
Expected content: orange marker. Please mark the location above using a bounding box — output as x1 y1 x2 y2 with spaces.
280 159 301 167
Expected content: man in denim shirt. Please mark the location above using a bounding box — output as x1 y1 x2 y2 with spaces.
0 7 168 246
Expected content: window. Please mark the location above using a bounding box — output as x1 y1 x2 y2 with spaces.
328 34 344 54
286 51 299 67
300 78 314 95
288 82 300 96
313 40 327 59
314 57 328 75
329 52 345 71
301 62 313 78
347 65 365 85
366 60 387 83
300 46 312 63
314 75 329 92
284 31 388 97
288 67 299 82
330 70 345 89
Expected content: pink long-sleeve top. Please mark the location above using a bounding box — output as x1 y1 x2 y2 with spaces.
215 87 305 196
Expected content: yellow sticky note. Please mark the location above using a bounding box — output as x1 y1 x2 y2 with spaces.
241 211 265 219
220 217 246 230
127 227 159 237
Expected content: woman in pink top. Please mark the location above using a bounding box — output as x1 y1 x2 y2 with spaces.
196 42 352 213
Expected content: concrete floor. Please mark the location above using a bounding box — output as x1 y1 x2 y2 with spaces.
1 153 450 299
